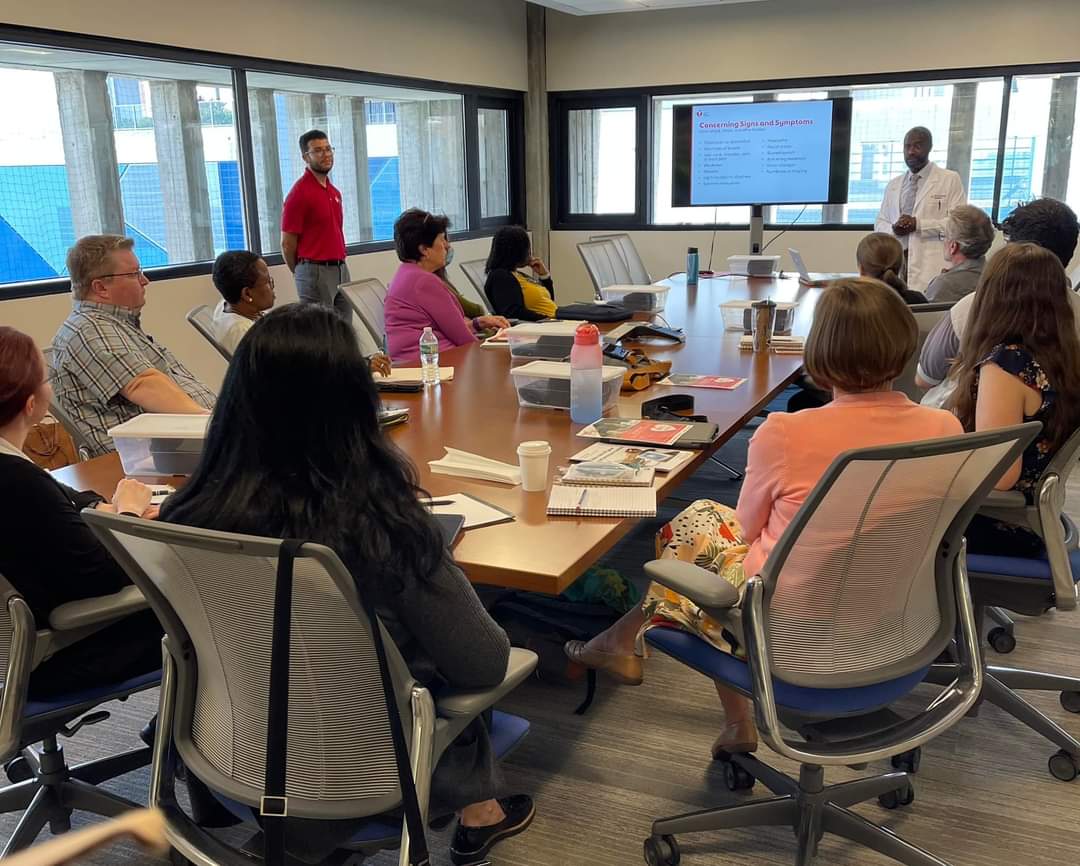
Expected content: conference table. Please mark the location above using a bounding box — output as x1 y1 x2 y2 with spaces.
53 274 820 596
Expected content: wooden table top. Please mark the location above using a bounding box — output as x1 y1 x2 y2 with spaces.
54 274 819 595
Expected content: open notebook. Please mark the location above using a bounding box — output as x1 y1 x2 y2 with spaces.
547 485 656 518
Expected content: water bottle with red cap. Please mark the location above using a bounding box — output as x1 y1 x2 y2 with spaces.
570 322 603 424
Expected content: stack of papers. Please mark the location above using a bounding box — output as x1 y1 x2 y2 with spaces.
428 448 522 486
421 493 515 529
569 443 696 475
739 335 805 354
381 367 456 382
560 461 655 487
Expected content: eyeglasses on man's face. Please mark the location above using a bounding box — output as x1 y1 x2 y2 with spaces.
306 146 334 156
96 269 146 281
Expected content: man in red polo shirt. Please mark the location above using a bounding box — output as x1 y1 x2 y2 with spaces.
281 129 351 321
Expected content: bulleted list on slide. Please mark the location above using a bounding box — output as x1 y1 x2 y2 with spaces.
690 100 834 205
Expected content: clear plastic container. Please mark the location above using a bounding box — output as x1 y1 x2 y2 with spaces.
719 300 797 335
509 361 624 412
108 413 210 476
598 284 671 313
505 321 584 361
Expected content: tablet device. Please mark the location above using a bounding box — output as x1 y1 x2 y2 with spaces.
434 513 466 547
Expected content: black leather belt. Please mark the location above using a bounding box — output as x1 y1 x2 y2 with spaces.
297 258 345 266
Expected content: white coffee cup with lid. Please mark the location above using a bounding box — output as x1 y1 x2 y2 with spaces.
517 440 552 492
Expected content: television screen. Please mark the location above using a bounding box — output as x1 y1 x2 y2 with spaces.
672 98 852 207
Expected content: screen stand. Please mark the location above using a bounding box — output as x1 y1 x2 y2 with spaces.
749 205 764 254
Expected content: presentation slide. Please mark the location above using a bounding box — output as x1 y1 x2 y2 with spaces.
691 101 833 205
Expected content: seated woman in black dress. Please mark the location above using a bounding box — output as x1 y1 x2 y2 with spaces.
0 326 162 700
160 304 533 866
948 242 1080 556
483 225 556 321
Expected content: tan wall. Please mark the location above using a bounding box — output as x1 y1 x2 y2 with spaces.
546 0 1080 92
1 238 499 391
5 0 527 91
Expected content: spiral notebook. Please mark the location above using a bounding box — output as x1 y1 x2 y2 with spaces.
546 485 657 518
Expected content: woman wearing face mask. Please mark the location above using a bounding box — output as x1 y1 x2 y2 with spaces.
384 209 509 362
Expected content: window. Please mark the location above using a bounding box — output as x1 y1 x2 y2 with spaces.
245 71 467 249
0 43 242 287
1001 73 1080 219
567 106 637 214
478 106 510 219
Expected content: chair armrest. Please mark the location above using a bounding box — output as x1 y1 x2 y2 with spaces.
981 489 1027 509
435 647 538 719
643 559 740 614
48 586 147 631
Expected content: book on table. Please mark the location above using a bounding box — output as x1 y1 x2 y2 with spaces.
379 366 456 382
559 461 656 487
577 417 719 449
546 485 657 518
428 447 522 485
568 442 696 474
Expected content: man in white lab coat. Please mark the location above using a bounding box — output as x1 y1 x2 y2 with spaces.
874 127 966 294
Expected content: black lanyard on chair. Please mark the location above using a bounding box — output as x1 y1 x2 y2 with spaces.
263 539 431 866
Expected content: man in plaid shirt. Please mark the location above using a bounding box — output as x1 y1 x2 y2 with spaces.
50 235 215 457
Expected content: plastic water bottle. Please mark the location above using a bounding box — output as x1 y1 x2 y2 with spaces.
686 246 700 288
570 323 603 424
419 327 440 386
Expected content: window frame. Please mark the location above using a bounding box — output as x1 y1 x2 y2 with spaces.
0 24 526 300
549 61 1080 233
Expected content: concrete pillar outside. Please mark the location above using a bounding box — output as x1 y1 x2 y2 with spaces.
567 108 598 214
479 108 510 218
248 88 283 251
525 2 550 259
149 80 214 263
1043 76 1077 200
396 100 467 227
54 70 125 238
282 94 323 189
947 82 978 194
325 96 373 243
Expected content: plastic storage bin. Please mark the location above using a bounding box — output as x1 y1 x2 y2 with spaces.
506 321 584 361
719 300 797 335
599 284 671 313
509 361 624 412
108 413 210 476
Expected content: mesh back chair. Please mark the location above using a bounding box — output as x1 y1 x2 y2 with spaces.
339 278 388 356
638 425 1037 866
577 239 633 300
83 512 537 865
894 302 953 402
184 305 233 363
926 424 1080 781
590 233 651 285
41 348 94 463
0 574 158 855
455 261 494 314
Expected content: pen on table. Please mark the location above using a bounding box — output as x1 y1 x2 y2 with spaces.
574 488 588 512
424 499 456 507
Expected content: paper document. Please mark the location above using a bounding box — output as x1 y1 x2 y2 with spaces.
577 418 692 447
421 493 516 529
428 447 522 486
659 374 746 390
560 461 655 487
569 443 696 475
546 485 656 518
379 367 455 383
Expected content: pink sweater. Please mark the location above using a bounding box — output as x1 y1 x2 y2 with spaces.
385 262 478 361
735 391 963 578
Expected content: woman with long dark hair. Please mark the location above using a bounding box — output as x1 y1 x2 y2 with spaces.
949 242 1080 555
161 304 532 865
483 226 555 321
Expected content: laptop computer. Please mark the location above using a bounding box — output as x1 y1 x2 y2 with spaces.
788 248 854 287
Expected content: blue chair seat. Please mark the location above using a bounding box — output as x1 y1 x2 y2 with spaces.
23 669 162 722
966 546 1080 583
209 709 531 844
645 627 928 716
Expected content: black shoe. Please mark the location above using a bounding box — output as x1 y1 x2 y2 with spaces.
449 795 534 865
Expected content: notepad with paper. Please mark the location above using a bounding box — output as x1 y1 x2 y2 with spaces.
428 448 522 485
381 366 456 383
422 493 516 529
546 485 656 518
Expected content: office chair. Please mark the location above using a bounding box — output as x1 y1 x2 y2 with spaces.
926 424 1080 780
639 424 1036 866
893 302 953 402
0 574 159 855
40 349 94 463
84 512 538 866
577 239 633 300
456 260 494 314
184 306 233 363
339 278 389 355
590 233 651 285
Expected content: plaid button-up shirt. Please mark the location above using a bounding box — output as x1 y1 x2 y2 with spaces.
49 300 215 457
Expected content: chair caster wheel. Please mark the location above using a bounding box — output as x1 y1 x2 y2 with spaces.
1061 691 1080 714
890 748 921 774
718 756 755 792
644 834 680 866
3 757 33 784
987 627 1016 654
879 783 915 809
1049 750 1079 781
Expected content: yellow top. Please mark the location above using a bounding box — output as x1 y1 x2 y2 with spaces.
515 272 557 318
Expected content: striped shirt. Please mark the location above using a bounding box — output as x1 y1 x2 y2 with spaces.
49 300 215 457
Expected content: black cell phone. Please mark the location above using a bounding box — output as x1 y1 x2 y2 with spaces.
376 381 424 393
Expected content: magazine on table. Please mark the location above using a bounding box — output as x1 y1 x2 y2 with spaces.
568 443 695 475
